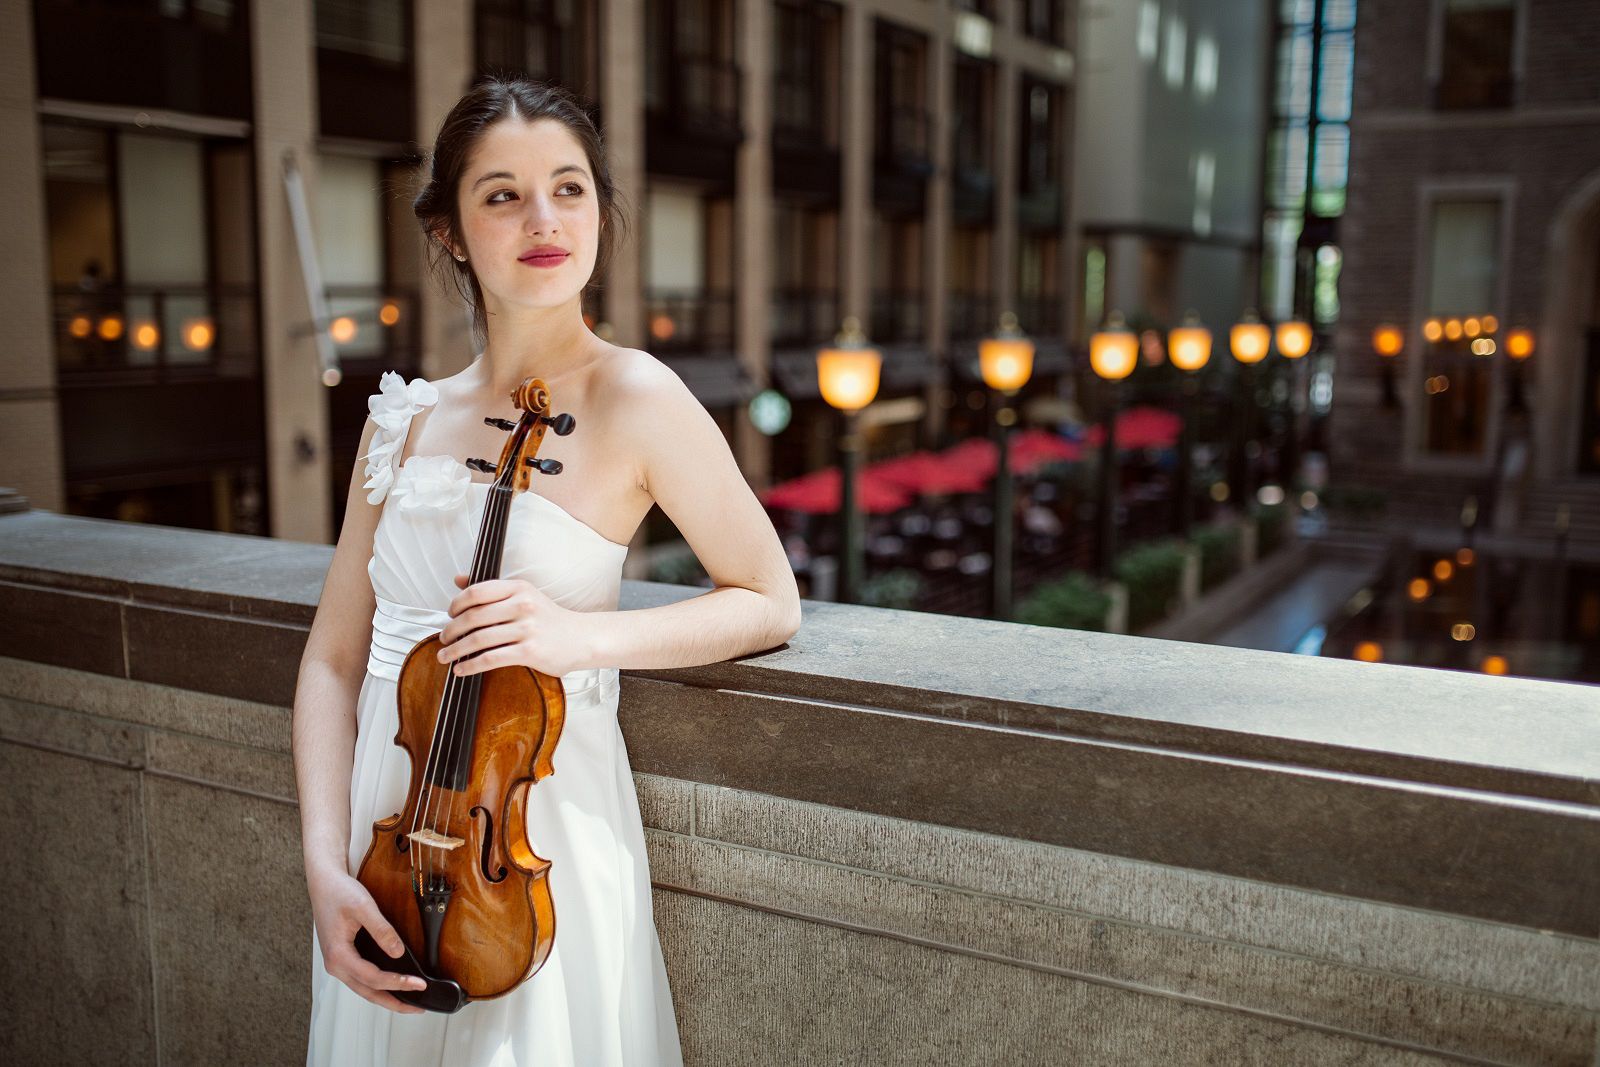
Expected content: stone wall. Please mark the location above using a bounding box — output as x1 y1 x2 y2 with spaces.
2 507 1597 1065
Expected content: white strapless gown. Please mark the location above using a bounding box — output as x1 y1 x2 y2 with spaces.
307 374 683 1066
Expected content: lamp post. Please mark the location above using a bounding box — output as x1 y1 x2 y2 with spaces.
1373 324 1404 410
1505 327 1534 412
816 315 882 604
1167 311 1212 538
1274 318 1313 495
1228 311 1271 507
979 311 1035 620
1090 312 1138 576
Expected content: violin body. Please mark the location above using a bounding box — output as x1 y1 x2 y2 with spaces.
352 376 577 1013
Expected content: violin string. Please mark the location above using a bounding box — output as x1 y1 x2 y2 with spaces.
438 479 508 869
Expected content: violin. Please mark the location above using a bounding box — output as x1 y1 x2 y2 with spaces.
353 376 577 1013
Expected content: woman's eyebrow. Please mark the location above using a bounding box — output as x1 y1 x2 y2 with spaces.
470 165 591 190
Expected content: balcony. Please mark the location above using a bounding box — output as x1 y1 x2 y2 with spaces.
1014 293 1065 338
52 282 259 382
770 287 839 348
646 55 745 184
870 289 924 345
1 501 1594 1064
946 290 996 340
644 287 736 353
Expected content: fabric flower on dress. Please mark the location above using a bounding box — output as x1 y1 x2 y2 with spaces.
390 454 472 515
361 370 439 504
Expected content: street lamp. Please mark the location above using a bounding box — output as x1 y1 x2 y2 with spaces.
1274 319 1312 497
1228 311 1271 506
816 315 882 604
1090 312 1138 576
1505 327 1535 412
979 311 1035 621
1168 311 1212 538
1373 324 1403 409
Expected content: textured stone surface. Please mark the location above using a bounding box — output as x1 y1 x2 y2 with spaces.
686 782 1600 1011
652 890 1464 1067
0 744 156 1066
144 776 309 1067
647 833 1595 1065
621 677 1600 936
124 601 307 706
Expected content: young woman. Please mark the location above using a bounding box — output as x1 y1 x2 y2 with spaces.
294 76 803 1066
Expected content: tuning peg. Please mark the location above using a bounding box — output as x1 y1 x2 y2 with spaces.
465 458 498 474
524 457 563 475
540 412 576 436
484 417 516 431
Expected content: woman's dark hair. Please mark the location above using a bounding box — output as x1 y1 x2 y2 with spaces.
412 75 632 349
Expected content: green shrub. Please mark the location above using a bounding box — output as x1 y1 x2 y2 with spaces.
1319 484 1388 518
1190 523 1240 591
859 568 923 610
1113 539 1187 631
649 553 706 586
1015 571 1110 632
1252 501 1290 556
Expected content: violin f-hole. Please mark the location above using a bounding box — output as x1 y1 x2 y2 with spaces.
470 805 508 883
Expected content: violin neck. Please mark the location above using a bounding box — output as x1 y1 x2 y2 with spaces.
467 483 515 585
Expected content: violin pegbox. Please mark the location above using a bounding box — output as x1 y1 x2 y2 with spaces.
469 377 577 492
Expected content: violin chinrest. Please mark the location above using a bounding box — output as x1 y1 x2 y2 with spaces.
354 927 469 1014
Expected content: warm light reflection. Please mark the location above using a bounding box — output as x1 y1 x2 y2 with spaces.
1354 641 1383 662
1464 317 1481 338
380 301 401 326
69 315 92 339
1482 314 1499 334
1090 315 1139 380
1229 317 1271 364
1456 547 1475 566
1433 559 1454 582
98 315 124 341
1451 622 1477 642
182 318 214 351
132 321 160 350
1423 319 1443 342
1407 578 1431 602
649 313 676 341
1444 319 1463 341
1481 655 1509 676
330 316 358 343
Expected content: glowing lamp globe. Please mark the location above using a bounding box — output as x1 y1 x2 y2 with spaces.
816 316 882 412
1168 312 1212 372
1275 319 1313 359
979 312 1035 393
1505 328 1535 361
1230 314 1271 364
1089 313 1139 381
1373 325 1404 358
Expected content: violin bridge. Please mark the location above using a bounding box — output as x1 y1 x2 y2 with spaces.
407 829 466 851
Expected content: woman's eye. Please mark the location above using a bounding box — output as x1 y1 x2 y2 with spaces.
488 184 581 203
488 189 515 203
560 182 584 196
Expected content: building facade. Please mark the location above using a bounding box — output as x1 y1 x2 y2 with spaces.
1333 0 1600 497
1 0 1078 560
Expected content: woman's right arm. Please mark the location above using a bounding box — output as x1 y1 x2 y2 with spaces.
292 415 426 1013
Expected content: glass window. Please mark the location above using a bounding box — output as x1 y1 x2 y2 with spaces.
1437 0 1515 109
1422 199 1500 455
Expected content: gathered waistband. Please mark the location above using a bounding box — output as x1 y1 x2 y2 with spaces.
367 595 618 711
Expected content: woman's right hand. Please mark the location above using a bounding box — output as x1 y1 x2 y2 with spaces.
309 865 428 1014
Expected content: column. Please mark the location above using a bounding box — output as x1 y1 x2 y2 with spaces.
0 0 64 510
600 0 646 350
253 0 330 542
924 23 953 445
839 3 873 325
734 0 774 486
414 0 475 380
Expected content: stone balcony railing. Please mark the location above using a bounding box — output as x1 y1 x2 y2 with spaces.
1 495 1597 1066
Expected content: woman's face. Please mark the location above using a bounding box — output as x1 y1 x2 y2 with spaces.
452 117 600 317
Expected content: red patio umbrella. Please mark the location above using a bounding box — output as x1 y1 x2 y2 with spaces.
868 451 989 495
760 467 914 514
1084 405 1182 450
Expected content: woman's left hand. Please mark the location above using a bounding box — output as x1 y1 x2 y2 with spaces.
436 574 596 678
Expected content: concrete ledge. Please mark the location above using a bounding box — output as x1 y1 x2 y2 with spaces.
2 507 1598 1065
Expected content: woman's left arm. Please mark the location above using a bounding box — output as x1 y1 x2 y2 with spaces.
586 359 802 669
439 358 803 678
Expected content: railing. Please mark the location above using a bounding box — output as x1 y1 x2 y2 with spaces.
870 288 924 344
1 502 1593 1064
52 282 258 379
946 290 995 340
770 287 839 348
876 102 930 166
1014 294 1065 338
644 287 736 352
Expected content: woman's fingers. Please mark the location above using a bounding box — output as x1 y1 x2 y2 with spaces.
438 621 524 665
